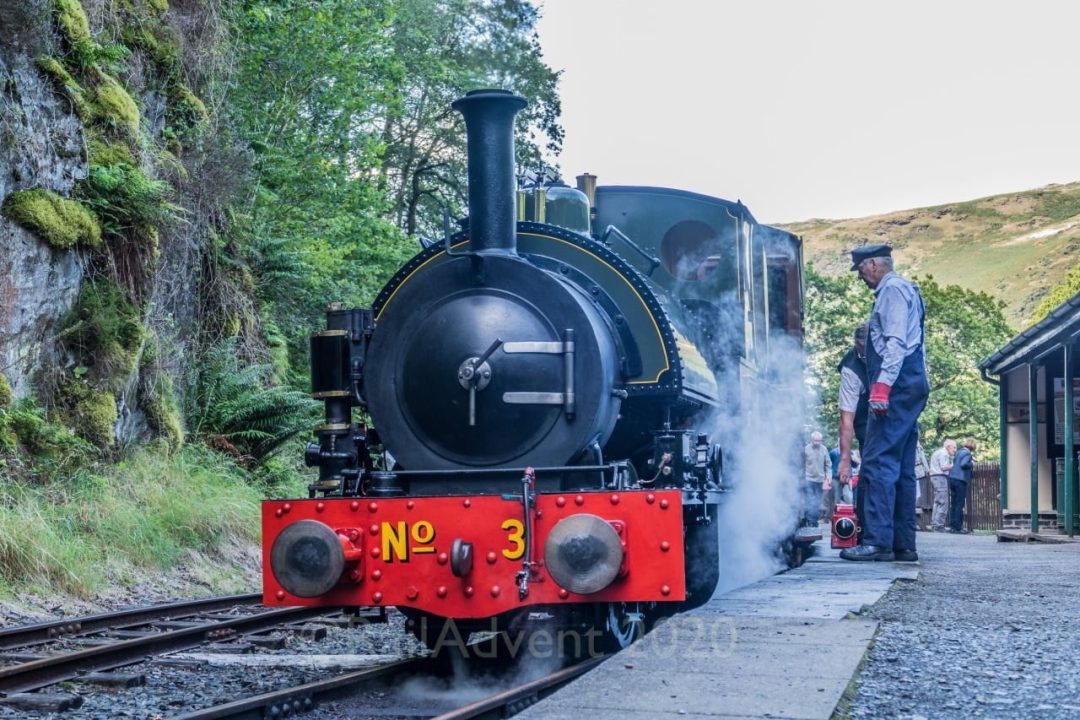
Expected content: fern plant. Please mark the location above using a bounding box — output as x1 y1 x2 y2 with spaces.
186 339 317 467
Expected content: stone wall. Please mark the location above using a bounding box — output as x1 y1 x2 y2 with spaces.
1001 511 1060 531
0 0 87 400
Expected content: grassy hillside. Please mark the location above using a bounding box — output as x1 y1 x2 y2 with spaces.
782 182 1080 327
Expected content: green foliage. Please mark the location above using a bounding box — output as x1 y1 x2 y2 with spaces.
121 21 182 78
58 380 118 449
58 280 145 385
379 0 563 236
918 276 1014 450
168 84 209 136
1032 264 1080 324
804 267 1014 458
225 0 561 384
186 339 317 466
227 0 411 377
73 446 261 569
0 376 10 410
80 162 179 246
1 188 102 249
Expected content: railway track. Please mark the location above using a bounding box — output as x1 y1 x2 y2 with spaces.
0 593 262 651
171 656 435 720
0 594 367 712
432 654 607 720
174 636 607 720
0 596 608 718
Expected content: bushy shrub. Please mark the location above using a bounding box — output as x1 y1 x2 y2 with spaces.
186 338 316 466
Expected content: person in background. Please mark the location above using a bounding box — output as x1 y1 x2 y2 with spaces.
840 244 929 563
929 439 956 532
804 431 832 524
837 323 870 526
914 438 931 531
829 444 842 501
948 438 976 533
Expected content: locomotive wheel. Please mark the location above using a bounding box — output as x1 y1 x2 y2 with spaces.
605 602 645 649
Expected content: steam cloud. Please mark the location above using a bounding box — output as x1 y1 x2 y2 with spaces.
712 330 806 593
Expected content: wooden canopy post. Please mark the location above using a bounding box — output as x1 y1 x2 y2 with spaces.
1065 343 1075 537
1029 363 1039 534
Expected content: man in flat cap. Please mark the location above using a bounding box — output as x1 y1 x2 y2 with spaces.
840 244 929 562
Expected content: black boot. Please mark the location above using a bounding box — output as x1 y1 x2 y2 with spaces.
839 544 895 561
893 549 919 562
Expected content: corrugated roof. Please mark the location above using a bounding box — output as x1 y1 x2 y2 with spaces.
980 291 1080 375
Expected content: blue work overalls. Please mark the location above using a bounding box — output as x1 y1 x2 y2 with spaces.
859 297 929 552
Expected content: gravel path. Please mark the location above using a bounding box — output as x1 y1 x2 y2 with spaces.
845 531 1080 720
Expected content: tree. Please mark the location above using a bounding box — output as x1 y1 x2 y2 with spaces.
378 0 562 237
226 0 415 381
918 276 1014 451
805 267 1014 458
1032 263 1080 324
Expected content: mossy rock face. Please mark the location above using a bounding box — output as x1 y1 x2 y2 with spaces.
60 381 117 449
54 0 103 66
60 281 145 384
88 136 135 167
36 56 82 95
0 375 12 410
36 56 92 120
121 22 182 78
144 390 183 449
55 0 92 46
1 189 102 249
5 399 90 458
91 71 140 138
169 84 208 138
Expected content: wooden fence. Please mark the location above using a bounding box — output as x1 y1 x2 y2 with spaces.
966 461 1001 531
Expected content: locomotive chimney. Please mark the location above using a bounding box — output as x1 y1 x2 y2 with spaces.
452 89 528 254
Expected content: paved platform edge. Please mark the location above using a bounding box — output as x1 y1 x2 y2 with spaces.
516 542 916 720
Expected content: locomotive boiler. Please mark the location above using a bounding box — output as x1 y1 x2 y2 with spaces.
262 89 805 650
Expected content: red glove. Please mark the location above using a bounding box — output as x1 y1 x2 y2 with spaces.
869 382 891 415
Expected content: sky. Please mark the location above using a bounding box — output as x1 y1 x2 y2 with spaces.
534 0 1080 224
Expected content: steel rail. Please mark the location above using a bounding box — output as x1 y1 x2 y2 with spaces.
169 656 434 720
431 654 608 720
0 593 262 651
0 605 330 696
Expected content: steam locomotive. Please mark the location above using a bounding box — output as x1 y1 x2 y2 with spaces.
262 90 806 650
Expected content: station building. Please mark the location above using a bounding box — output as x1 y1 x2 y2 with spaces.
980 292 1080 536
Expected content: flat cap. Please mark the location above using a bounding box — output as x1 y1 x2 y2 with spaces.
850 244 892 271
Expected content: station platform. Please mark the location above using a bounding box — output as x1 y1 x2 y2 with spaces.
517 532 916 720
